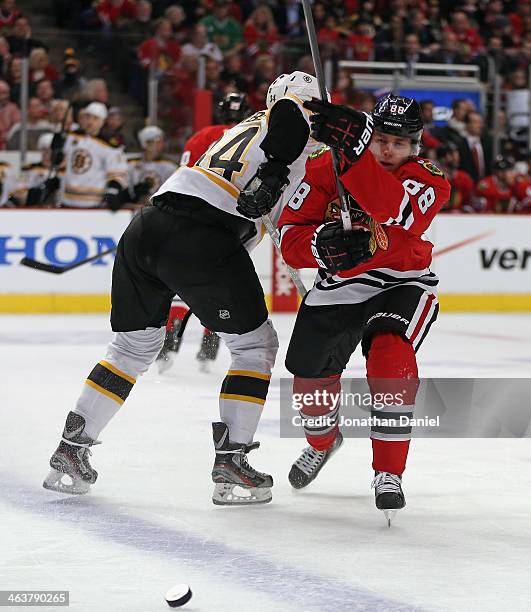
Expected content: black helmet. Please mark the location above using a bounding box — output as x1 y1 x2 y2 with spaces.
372 94 424 149
436 141 458 159
493 156 514 171
217 92 251 125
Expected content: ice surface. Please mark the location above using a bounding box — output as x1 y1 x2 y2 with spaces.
1 313 531 611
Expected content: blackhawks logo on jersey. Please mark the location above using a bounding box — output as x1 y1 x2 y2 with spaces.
325 198 388 254
418 159 444 177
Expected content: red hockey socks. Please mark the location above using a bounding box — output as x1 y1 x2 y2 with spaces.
166 304 190 332
366 333 419 476
293 374 341 451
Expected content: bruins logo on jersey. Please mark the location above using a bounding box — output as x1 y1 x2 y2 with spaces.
71 149 93 174
325 199 388 254
418 159 444 177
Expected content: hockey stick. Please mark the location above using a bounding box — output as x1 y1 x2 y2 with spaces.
28 100 73 206
20 247 117 274
300 0 352 232
262 214 307 298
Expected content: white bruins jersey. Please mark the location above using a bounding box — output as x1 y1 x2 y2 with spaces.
61 130 127 208
153 95 315 252
127 156 177 197
0 161 19 206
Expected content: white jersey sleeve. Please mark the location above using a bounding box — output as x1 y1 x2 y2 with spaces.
153 96 314 251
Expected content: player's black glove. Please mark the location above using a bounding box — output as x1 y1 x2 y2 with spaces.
303 99 374 164
133 178 154 201
311 221 372 273
26 176 61 206
236 158 290 219
102 180 126 211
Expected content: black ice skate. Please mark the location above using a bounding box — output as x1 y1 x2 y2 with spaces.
43 412 100 495
211 422 273 505
371 471 406 527
288 432 343 489
196 330 220 373
156 331 175 374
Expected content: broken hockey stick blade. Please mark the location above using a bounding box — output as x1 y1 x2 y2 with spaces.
261 213 307 298
300 0 352 231
20 247 117 274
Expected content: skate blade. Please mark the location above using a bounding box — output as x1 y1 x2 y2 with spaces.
198 360 210 373
212 483 272 506
382 509 397 527
157 354 174 374
43 469 90 495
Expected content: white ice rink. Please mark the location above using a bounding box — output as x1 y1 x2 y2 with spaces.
2 312 531 612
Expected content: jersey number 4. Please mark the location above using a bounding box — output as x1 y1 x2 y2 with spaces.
197 126 259 183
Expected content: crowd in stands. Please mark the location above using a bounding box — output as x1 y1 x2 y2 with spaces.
0 0 528 212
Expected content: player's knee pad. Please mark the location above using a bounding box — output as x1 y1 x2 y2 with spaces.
218 318 279 374
366 332 418 404
105 327 166 378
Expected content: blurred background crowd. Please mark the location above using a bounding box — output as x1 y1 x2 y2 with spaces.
0 0 529 212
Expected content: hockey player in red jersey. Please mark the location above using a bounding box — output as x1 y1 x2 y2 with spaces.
279 94 450 524
436 142 474 212
474 156 531 213
157 92 252 374
180 92 251 167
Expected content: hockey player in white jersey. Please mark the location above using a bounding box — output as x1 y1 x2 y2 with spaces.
49 102 128 209
126 125 177 207
43 72 324 506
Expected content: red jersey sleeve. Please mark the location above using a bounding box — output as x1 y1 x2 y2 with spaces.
340 153 450 235
278 150 337 269
180 125 229 167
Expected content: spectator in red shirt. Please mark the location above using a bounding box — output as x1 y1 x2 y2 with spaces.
0 78 20 148
96 0 137 27
444 10 483 58
0 35 11 80
419 99 441 150
437 142 475 212
346 20 375 61
138 17 181 72
330 68 358 106
0 0 19 30
29 48 59 83
509 4 530 41
244 5 280 57
35 78 56 115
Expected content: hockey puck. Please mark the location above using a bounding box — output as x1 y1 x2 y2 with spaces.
165 584 192 608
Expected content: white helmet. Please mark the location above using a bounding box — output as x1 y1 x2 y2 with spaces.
138 125 164 148
84 101 108 121
266 71 328 109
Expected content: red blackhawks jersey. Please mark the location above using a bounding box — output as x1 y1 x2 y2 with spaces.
179 125 231 167
279 148 450 306
475 174 531 213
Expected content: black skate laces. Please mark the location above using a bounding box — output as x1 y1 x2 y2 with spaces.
294 446 327 475
372 472 401 493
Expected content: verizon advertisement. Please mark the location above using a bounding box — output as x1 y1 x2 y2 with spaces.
430 215 531 293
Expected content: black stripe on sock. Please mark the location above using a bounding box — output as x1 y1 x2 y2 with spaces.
221 374 270 402
87 363 134 402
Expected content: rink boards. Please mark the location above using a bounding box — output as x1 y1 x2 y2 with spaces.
0 209 530 312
